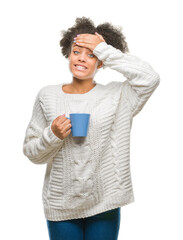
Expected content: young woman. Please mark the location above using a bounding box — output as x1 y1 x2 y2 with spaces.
23 16 160 240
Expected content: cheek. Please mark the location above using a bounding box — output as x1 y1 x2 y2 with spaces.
89 59 98 69
68 55 76 67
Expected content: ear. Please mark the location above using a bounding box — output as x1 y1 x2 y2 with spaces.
97 60 103 69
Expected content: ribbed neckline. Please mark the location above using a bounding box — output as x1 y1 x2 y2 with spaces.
58 81 100 98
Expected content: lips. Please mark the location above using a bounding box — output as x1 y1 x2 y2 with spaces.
74 64 88 72
74 64 87 69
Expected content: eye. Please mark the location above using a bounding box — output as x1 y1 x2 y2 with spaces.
73 51 79 54
73 51 94 58
88 54 94 57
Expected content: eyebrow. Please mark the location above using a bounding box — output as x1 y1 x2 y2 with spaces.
73 44 92 52
73 44 81 48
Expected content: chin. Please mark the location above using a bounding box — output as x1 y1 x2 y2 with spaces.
72 71 91 79
73 75 89 80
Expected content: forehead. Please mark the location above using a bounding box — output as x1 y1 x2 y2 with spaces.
72 44 92 52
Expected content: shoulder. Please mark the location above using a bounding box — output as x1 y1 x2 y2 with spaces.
104 80 125 93
108 80 132 91
36 84 59 99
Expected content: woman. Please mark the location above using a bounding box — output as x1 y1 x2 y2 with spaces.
23 17 160 240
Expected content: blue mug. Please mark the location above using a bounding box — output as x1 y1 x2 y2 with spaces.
66 113 90 137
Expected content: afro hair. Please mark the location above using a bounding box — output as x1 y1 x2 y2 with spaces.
60 16 129 59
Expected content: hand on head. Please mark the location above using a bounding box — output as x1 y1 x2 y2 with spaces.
73 32 106 52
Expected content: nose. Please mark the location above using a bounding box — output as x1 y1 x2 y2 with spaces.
78 52 87 62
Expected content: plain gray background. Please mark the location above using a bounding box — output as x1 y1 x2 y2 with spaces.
0 0 182 239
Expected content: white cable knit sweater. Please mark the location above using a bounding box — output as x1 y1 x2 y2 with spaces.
23 41 160 221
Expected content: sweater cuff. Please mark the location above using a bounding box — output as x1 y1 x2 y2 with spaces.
93 41 109 62
93 41 125 69
46 120 64 145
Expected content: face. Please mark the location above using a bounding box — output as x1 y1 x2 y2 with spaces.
68 43 103 80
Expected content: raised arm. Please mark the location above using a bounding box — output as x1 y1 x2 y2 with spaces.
93 41 160 117
23 88 64 164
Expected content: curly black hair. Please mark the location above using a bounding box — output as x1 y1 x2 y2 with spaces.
60 16 129 59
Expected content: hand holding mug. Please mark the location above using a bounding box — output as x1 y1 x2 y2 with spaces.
51 114 72 140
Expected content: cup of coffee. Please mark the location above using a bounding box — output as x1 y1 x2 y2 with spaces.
66 113 90 137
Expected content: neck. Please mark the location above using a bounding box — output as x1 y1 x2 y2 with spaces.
70 78 96 93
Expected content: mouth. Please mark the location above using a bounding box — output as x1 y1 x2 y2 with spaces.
74 64 88 71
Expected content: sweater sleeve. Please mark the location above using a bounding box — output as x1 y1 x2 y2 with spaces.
23 88 64 164
93 41 160 117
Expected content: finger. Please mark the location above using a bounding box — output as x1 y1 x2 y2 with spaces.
95 32 102 37
76 42 92 50
77 33 93 37
76 35 93 42
55 115 64 122
63 118 71 124
61 121 71 132
75 40 87 46
65 122 72 130
76 36 94 43
58 115 69 124
65 129 72 136
76 34 89 39
95 32 105 41
63 123 72 135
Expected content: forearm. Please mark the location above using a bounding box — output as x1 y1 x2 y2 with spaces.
93 42 160 116
23 93 64 165
93 41 159 87
23 120 64 164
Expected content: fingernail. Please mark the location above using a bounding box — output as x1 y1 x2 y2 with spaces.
77 34 80 36
73 40 76 42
